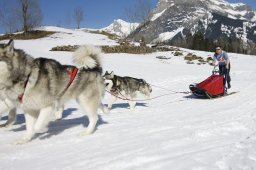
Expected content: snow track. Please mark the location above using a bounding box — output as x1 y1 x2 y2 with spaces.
1 27 256 170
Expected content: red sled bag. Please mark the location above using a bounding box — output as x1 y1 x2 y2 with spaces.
189 69 225 98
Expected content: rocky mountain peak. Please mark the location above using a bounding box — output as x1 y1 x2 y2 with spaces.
128 0 256 54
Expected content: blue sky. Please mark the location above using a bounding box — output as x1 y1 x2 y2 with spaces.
39 0 159 29
0 0 256 33
40 0 256 29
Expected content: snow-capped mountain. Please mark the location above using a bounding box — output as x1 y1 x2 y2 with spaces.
101 19 139 37
128 0 256 53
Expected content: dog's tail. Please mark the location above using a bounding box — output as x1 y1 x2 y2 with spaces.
73 45 102 69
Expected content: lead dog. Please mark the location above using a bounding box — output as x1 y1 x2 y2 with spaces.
103 71 152 109
0 40 106 144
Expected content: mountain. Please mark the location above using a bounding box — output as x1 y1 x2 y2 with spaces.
100 19 139 37
128 0 256 54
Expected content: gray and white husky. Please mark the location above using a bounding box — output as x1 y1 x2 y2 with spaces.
103 71 152 109
0 40 106 144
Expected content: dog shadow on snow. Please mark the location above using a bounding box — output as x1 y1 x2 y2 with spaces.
9 108 108 140
111 102 148 110
1 114 26 125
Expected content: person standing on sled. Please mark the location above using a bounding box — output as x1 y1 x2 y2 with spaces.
212 45 231 93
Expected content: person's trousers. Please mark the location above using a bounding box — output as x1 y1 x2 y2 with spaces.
219 63 231 89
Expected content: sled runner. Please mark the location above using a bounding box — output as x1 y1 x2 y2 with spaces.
189 67 227 99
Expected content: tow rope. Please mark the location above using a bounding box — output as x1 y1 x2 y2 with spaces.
106 84 191 102
149 84 191 94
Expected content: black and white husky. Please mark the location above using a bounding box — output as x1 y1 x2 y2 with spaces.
0 40 107 144
103 71 152 109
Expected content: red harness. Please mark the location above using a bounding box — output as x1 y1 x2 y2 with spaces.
63 67 79 95
18 74 30 102
18 67 79 102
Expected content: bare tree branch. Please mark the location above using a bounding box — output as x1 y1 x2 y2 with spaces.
74 7 84 29
18 0 42 33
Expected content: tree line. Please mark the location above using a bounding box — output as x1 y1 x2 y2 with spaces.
166 31 256 55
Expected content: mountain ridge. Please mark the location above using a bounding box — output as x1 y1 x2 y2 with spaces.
128 0 256 54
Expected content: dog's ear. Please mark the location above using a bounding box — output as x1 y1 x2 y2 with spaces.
104 71 108 76
5 39 14 54
110 71 114 78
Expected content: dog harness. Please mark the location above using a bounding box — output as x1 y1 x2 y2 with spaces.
18 74 31 102
18 67 79 102
62 67 79 95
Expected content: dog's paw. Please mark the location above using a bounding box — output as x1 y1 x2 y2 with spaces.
103 107 110 114
0 121 15 128
0 123 7 128
128 106 135 110
35 127 48 134
13 136 31 145
53 112 63 121
78 131 89 137
79 128 94 137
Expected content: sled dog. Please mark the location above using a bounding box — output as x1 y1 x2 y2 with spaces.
103 71 152 109
0 40 106 144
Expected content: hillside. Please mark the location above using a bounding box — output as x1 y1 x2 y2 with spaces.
1 27 256 170
128 0 256 54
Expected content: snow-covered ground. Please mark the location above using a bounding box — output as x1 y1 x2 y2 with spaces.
1 27 256 170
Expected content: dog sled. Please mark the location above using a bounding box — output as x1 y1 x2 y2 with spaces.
189 67 233 99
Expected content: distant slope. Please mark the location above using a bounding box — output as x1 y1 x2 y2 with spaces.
100 19 139 37
128 0 256 54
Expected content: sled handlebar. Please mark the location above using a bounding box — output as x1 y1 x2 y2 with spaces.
212 65 219 75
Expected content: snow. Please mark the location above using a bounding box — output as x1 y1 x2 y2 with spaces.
153 27 184 42
227 14 238 20
221 24 232 37
230 3 245 8
252 13 256 22
151 9 167 21
205 0 252 21
241 22 248 43
1 27 256 170
5 26 118 59
225 9 248 17
100 19 139 37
